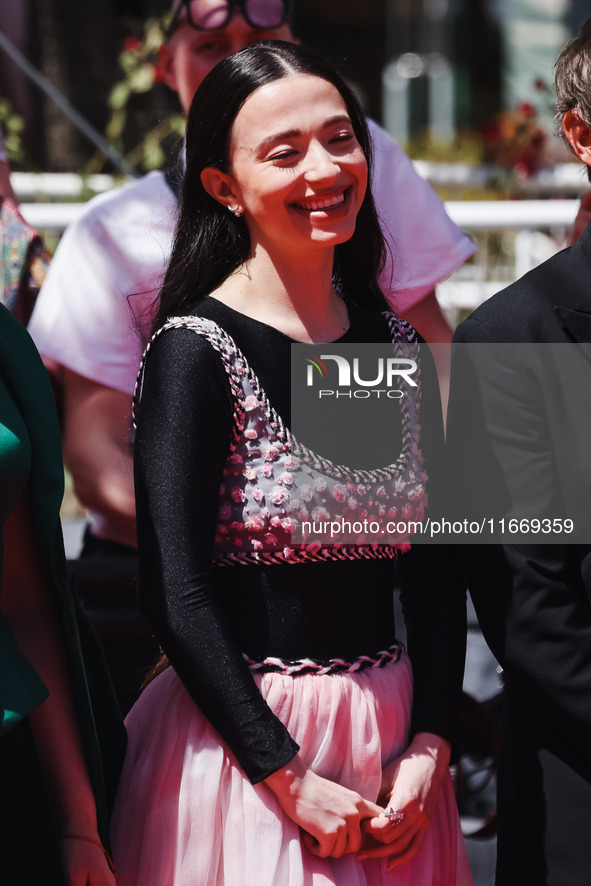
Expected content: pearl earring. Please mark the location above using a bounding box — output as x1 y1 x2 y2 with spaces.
228 205 243 217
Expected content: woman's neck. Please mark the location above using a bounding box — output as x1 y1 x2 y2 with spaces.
208 245 349 343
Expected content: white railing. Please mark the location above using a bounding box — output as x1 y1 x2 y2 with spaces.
14 171 584 317
18 197 581 232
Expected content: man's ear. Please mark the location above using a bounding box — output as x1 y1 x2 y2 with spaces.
158 43 179 92
201 167 241 210
563 109 591 165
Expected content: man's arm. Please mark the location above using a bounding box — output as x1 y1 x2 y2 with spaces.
448 315 591 781
399 290 452 414
62 368 137 549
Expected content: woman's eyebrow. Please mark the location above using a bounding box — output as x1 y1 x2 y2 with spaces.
254 115 352 155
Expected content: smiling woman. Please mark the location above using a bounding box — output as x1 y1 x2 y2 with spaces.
201 74 368 272
110 40 471 886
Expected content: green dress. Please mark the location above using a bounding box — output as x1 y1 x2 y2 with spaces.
0 304 125 880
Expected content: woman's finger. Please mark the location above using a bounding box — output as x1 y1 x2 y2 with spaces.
387 828 427 870
357 818 425 861
362 809 413 844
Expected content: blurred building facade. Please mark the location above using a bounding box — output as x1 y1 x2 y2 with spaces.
0 0 588 171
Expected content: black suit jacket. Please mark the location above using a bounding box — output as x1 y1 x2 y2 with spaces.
448 223 591 886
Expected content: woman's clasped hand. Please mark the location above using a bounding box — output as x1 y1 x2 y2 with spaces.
359 733 452 870
265 754 384 858
264 731 451 868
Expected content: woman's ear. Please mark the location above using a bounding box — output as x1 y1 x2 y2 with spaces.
563 109 591 166
201 167 242 212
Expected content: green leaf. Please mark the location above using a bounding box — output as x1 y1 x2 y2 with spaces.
109 82 131 111
119 50 139 73
143 139 165 170
7 114 24 133
128 65 155 93
170 114 185 135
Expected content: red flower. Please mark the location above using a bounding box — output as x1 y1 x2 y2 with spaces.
123 37 141 52
480 122 500 146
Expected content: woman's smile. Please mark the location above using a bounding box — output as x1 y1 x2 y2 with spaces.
291 188 350 215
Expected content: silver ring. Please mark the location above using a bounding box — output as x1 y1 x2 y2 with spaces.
384 808 406 825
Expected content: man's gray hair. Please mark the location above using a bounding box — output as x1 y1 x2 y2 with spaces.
555 17 591 139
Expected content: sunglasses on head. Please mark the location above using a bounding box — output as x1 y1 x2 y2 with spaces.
169 0 289 33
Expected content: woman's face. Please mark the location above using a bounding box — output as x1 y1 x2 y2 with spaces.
223 74 368 258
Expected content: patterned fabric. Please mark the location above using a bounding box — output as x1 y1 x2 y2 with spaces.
0 198 51 326
134 312 428 566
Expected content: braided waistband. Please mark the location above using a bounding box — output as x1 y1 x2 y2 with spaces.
242 643 404 677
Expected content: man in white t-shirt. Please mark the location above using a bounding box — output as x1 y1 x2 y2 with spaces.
29 0 475 556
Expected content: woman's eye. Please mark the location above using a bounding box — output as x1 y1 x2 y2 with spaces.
331 133 354 144
270 150 298 162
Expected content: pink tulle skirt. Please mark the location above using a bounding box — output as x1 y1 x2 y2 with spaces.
111 652 471 885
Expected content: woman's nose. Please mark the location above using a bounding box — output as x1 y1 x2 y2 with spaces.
303 143 340 182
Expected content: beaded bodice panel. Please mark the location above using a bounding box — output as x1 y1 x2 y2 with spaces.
135 312 428 566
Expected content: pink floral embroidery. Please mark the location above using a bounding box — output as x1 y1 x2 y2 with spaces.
262 463 274 478
333 484 347 503
231 487 245 503
244 395 258 411
269 486 288 506
219 503 232 520
252 487 265 503
313 477 327 493
252 539 264 550
245 515 265 532
228 453 244 464
242 466 257 481
279 472 293 486
300 485 313 502
311 506 330 522
244 429 257 440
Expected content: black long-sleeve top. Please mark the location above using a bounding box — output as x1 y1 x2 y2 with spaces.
134 297 466 783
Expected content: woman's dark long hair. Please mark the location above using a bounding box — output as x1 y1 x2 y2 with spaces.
154 40 390 331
